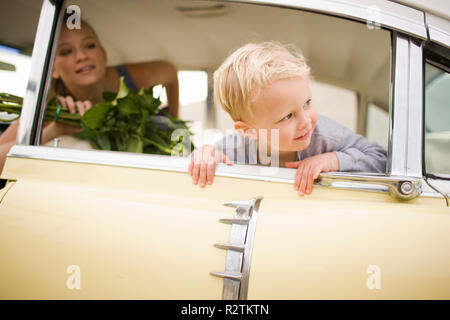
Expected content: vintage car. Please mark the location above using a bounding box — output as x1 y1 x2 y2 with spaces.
0 0 449 299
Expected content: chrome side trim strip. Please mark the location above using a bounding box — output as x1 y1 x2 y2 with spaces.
228 0 427 39
16 0 61 145
211 198 262 300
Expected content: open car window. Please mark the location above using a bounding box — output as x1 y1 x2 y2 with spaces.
38 0 391 176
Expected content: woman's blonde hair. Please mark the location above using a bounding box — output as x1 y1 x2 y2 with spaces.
214 42 310 121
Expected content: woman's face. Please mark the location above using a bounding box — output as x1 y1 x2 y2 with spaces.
52 23 107 90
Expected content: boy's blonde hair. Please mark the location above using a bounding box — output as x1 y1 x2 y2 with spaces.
214 42 310 122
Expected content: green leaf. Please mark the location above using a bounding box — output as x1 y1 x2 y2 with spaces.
126 134 143 153
117 97 140 117
137 110 148 135
81 102 111 129
114 134 126 151
75 127 97 140
96 134 112 150
112 76 128 105
102 87 117 102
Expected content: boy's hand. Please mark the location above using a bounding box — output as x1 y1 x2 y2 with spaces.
285 152 339 196
188 144 232 187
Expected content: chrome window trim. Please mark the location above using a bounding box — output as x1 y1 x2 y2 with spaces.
389 32 423 178
16 0 62 146
225 0 427 39
7 145 385 184
7 145 443 200
425 13 450 49
8 145 189 173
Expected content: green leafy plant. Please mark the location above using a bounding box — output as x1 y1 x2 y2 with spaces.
0 78 194 155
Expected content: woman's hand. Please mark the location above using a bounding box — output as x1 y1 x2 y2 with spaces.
285 152 339 196
57 96 92 116
188 145 232 187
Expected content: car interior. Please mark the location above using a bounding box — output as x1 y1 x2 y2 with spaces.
0 0 424 176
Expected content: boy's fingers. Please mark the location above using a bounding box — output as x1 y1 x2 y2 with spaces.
199 163 207 187
192 162 201 184
285 161 301 168
298 166 311 196
294 164 304 190
222 154 232 165
305 167 316 195
207 161 216 185
313 169 321 180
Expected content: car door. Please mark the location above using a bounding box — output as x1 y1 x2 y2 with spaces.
1 0 449 299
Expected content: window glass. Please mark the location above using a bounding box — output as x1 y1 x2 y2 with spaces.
424 62 450 175
366 103 388 150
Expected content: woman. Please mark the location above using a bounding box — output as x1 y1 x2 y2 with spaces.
0 19 180 172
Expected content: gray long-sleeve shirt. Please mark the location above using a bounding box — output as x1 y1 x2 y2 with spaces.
214 115 387 173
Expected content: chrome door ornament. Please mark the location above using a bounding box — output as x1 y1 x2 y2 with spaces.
211 198 262 300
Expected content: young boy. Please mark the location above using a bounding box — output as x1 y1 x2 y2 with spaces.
188 42 386 196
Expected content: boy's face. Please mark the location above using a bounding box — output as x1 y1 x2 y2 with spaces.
249 77 317 152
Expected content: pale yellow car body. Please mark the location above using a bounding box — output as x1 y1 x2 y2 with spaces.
1 156 449 299
1 0 449 300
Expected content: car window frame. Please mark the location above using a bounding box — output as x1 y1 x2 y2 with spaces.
12 0 444 202
422 42 450 181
